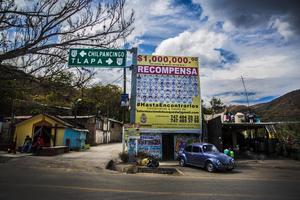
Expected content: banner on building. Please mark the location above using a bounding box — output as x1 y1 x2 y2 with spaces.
135 55 201 129
137 134 162 159
124 127 140 141
174 135 200 158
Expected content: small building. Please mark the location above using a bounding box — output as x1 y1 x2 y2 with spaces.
63 128 87 150
124 125 201 160
58 115 123 146
107 118 123 142
206 116 278 155
13 114 88 151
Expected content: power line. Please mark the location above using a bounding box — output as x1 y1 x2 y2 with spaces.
110 75 123 84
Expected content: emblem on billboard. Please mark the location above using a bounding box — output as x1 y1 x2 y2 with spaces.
71 50 77 57
116 58 123 65
140 113 147 123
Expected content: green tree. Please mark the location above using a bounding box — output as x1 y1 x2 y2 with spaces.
0 0 134 86
210 97 225 114
0 0 134 117
76 84 123 120
201 99 213 115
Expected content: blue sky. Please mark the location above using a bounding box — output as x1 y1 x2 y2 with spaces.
96 0 300 106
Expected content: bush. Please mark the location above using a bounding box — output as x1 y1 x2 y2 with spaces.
119 151 129 163
105 160 116 170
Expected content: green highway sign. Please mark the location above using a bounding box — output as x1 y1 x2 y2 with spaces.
68 48 127 68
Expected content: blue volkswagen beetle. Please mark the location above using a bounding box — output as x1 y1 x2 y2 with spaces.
177 143 234 172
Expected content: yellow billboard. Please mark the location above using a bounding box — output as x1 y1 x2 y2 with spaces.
135 54 201 129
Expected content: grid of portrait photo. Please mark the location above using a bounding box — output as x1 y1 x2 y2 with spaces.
136 74 199 104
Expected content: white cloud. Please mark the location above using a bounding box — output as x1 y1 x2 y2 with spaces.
124 0 202 46
93 0 300 106
272 19 294 40
153 22 300 105
194 0 299 41
92 0 202 93
222 21 235 32
142 0 300 105
147 0 173 16
124 0 174 44
200 43 300 105
154 28 227 67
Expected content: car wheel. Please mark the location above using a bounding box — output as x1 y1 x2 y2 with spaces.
205 161 215 172
227 167 234 172
179 158 186 167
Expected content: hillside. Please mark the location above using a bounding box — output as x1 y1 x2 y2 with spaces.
227 89 300 122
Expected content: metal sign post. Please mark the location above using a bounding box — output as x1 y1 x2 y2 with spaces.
67 47 138 154
122 126 125 153
129 48 138 123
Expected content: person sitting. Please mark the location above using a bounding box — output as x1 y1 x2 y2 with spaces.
223 147 230 156
21 135 32 153
32 136 44 155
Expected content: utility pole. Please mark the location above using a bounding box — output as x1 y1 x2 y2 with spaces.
122 47 137 153
9 98 15 153
129 47 138 124
241 76 250 113
122 47 138 124
122 62 127 124
74 98 82 128
123 66 126 94
9 79 16 153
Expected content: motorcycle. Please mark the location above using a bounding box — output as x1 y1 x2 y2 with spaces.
137 156 159 168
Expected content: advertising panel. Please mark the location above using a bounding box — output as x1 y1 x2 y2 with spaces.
135 55 201 129
174 135 200 158
137 134 162 159
124 127 140 141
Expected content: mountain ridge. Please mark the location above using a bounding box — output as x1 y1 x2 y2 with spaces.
227 89 300 122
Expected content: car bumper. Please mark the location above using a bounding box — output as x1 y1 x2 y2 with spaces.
215 163 235 171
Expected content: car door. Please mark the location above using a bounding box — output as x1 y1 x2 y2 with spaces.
184 145 193 164
197 147 206 167
191 145 203 166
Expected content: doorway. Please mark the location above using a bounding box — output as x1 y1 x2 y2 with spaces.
162 134 174 160
33 125 52 147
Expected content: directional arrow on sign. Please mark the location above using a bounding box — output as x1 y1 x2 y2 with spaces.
79 50 87 57
106 58 113 65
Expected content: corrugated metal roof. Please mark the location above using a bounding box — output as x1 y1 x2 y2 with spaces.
107 118 123 124
15 113 73 127
8 114 89 133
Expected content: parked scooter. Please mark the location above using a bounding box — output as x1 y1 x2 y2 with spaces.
137 155 159 168
146 156 159 168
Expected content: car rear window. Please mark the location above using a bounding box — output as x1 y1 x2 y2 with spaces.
192 146 200 153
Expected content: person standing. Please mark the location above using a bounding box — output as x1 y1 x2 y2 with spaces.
21 135 32 153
